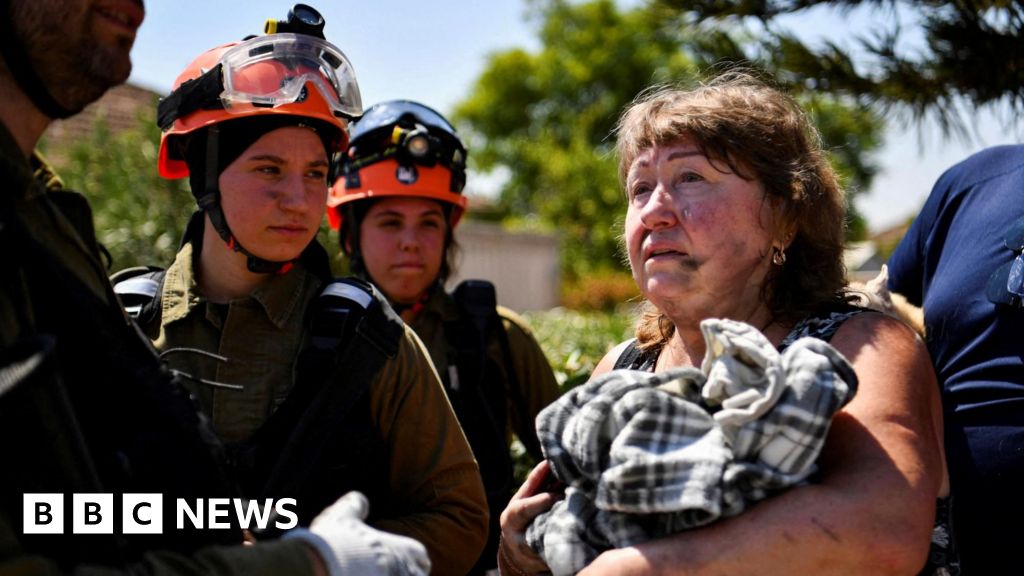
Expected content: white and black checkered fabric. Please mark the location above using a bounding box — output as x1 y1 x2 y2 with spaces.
526 318 858 576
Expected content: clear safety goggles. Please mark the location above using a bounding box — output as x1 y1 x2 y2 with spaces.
218 33 362 119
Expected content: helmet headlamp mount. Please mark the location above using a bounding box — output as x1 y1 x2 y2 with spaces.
265 4 326 39
392 124 439 166
344 116 466 191
326 100 470 232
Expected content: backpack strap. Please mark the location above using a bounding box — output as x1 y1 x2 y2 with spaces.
451 280 534 452
452 280 532 446
447 280 510 426
448 279 524 572
444 281 518 490
243 276 404 521
452 278 532 430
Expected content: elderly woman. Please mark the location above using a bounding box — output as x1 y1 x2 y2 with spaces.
498 71 946 575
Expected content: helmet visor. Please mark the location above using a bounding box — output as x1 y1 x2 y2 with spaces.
219 33 362 119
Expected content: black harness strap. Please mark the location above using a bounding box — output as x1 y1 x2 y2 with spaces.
613 339 646 370
255 278 402 500
446 279 535 574
114 267 405 529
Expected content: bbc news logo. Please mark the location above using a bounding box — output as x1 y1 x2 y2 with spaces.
24 494 298 534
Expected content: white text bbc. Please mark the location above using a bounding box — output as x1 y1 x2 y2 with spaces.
23 494 298 534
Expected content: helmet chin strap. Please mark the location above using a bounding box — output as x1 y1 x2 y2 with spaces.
200 126 297 275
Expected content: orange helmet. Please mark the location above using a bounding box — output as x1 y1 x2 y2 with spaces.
154 6 362 275
327 100 468 230
157 32 361 179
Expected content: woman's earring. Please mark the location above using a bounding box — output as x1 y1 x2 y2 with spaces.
772 246 787 266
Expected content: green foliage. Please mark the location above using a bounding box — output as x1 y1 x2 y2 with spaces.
318 222 348 277
524 306 635 392
510 306 635 482
45 111 195 272
560 269 640 312
657 0 1024 138
455 0 697 279
803 94 885 239
454 0 885 279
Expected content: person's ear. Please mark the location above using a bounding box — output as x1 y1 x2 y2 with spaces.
781 228 796 249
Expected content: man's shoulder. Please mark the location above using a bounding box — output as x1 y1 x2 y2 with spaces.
943 144 1024 190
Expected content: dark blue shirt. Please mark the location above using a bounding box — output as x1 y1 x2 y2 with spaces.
887 144 1024 573
889 145 1024 413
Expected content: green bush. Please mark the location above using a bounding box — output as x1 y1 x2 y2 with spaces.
44 113 195 272
561 270 641 311
524 306 636 393
512 306 634 480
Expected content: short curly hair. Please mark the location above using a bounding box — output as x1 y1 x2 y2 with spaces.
614 69 851 349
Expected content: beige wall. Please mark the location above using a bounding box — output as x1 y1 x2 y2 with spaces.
447 221 560 312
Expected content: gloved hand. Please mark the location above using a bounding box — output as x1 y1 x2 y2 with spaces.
283 491 431 576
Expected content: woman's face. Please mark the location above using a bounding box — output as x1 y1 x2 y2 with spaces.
217 126 329 262
358 197 447 304
624 138 779 319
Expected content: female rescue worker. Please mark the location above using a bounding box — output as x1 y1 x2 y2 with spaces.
327 100 561 574
114 12 487 576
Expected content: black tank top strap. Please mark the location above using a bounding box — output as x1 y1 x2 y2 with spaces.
613 338 659 372
778 302 870 352
613 302 870 373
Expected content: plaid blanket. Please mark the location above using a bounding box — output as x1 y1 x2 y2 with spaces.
526 318 858 575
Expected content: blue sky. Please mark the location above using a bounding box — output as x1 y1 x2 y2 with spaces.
129 1 1019 233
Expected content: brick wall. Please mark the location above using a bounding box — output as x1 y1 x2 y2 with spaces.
41 83 160 164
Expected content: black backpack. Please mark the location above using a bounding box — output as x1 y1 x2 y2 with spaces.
442 279 535 573
112 268 404 532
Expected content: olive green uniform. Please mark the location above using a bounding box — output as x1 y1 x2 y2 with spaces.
142 243 488 576
409 288 560 573
0 124 319 574
410 289 561 457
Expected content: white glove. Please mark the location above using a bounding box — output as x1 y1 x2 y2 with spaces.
283 491 431 576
